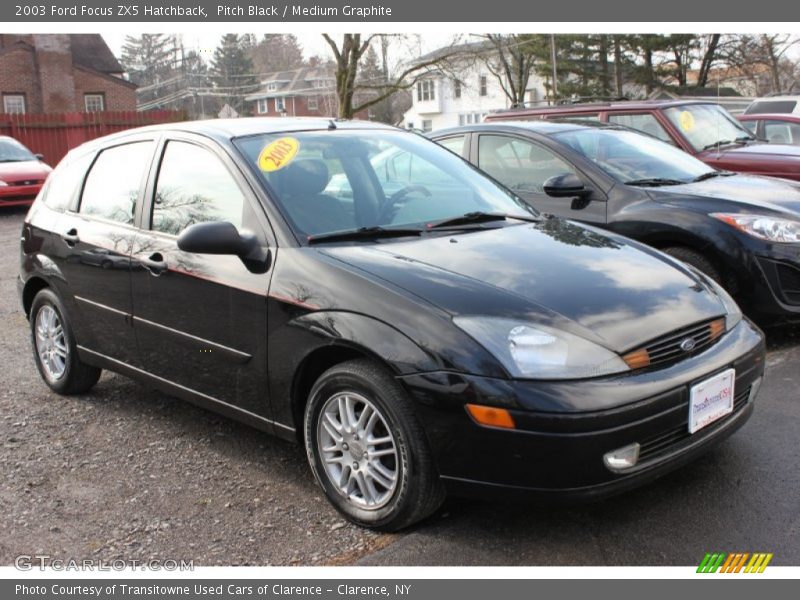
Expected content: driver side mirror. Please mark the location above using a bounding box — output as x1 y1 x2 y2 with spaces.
543 173 591 199
35 153 44 161
177 221 271 273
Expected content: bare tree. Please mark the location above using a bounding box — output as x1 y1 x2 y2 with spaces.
475 34 541 107
321 34 461 119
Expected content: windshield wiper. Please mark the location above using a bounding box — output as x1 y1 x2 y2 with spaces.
625 178 685 187
701 139 739 151
692 170 736 182
426 211 540 230
306 226 423 244
0 158 25 163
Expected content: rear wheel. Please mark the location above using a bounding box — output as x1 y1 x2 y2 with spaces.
30 288 101 395
663 246 722 284
304 359 444 531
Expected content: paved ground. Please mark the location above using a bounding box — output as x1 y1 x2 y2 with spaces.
1 207 798 566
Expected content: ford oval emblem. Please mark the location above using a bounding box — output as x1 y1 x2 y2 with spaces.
680 337 697 352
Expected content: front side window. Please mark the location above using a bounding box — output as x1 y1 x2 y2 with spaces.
552 128 712 184
3 94 26 114
79 142 153 225
84 94 105 112
234 129 532 239
478 135 576 194
763 120 800 145
663 104 754 152
607 113 673 144
152 141 245 236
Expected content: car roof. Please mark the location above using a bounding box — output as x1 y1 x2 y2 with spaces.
76 117 398 150
487 99 715 118
739 113 800 121
432 119 622 138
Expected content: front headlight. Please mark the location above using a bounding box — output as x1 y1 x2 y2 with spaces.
711 212 800 243
0 180 8 187
454 317 630 380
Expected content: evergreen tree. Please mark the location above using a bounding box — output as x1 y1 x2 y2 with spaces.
210 34 258 114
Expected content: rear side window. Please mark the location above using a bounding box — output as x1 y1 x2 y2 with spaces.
152 141 246 236
79 142 153 225
744 100 797 115
437 135 467 156
607 113 673 144
42 153 93 211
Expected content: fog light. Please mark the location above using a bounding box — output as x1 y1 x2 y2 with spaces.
603 442 640 471
749 376 763 403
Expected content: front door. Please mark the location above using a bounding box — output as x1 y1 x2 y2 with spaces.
130 137 274 418
474 133 607 226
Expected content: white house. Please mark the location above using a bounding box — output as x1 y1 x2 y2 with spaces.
402 42 548 132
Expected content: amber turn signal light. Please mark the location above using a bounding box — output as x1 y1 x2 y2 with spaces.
622 347 651 370
709 318 725 341
465 404 516 429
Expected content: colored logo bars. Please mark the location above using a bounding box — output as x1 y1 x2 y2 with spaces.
697 552 773 573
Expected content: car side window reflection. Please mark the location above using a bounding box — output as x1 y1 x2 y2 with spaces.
152 141 246 236
478 135 575 194
79 142 153 225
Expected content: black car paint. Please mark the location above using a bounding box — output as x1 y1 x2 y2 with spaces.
431 122 800 320
19 118 764 499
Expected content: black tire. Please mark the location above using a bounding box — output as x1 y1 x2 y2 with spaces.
29 288 101 395
663 246 722 284
304 359 445 531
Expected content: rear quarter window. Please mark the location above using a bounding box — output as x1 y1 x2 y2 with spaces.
41 153 93 212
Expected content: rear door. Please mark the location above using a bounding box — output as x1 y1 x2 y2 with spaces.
130 134 275 418
58 137 156 365
473 132 607 225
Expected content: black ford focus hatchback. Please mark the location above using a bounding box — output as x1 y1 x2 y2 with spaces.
19 118 765 530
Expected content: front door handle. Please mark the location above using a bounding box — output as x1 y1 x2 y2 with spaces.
61 228 79 246
140 252 167 276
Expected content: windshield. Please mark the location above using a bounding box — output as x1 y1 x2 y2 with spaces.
0 138 36 162
663 104 755 152
235 129 534 239
551 128 712 183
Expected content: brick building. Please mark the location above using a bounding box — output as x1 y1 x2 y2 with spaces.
245 66 370 119
0 34 136 114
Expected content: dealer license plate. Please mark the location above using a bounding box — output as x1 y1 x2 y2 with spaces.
688 368 735 434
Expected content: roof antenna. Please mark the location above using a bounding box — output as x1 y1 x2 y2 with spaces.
328 119 337 130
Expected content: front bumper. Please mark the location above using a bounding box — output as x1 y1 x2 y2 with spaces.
0 183 42 206
399 318 765 500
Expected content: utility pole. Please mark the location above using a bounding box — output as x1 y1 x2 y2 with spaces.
550 34 558 103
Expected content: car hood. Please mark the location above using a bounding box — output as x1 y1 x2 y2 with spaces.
320 219 726 353
651 173 800 214
700 142 800 162
0 160 51 181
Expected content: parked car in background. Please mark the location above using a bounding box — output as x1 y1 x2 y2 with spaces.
739 113 800 145
19 118 764 530
743 95 800 116
0 136 52 207
486 100 800 181
431 120 800 322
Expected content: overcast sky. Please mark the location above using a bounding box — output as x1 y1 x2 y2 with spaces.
102 32 458 65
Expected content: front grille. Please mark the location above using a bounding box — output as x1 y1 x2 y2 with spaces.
637 385 751 463
624 319 724 371
776 263 800 304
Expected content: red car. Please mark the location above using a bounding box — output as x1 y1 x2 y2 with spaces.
739 113 800 146
0 136 52 207
486 100 800 181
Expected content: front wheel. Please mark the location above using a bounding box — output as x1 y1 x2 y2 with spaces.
30 288 101 395
304 359 444 531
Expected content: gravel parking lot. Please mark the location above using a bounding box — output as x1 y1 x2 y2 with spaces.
1 207 798 566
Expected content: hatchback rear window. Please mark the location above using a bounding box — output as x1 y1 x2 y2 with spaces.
744 100 797 115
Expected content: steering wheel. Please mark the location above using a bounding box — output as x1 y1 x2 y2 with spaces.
378 185 432 223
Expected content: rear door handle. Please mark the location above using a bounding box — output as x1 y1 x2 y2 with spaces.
61 229 79 246
140 252 167 275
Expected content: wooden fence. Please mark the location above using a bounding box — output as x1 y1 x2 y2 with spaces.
0 110 186 166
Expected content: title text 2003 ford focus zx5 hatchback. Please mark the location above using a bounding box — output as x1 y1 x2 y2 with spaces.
19 118 765 530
